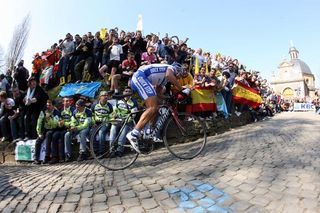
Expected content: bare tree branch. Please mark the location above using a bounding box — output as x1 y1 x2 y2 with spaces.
6 14 31 71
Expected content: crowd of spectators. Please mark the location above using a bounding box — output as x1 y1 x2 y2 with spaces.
0 27 318 164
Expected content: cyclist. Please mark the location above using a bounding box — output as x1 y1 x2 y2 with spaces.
126 62 189 153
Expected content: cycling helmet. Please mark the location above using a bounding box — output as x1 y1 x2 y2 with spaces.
171 62 186 76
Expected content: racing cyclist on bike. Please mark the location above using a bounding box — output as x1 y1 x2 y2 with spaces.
126 62 189 153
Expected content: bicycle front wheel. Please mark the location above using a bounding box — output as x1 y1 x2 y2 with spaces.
163 113 207 159
89 122 139 170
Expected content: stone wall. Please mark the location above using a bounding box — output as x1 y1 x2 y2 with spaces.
0 112 253 164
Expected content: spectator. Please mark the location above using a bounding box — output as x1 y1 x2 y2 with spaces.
0 74 10 94
194 66 208 87
0 91 15 142
99 37 123 86
172 63 194 94
131 30 147 66
58 33 75 85
13 60 29 91
147 35 159 53
162 37 175 63
64 99 92 162
236 69 250 86
205 68 220 89
192 48 206 72
176 43 188 64
120 33 132 61
109 87 138 156
55 97 75 162
10 87 26 142
141 46 158 65
24 76 49 140
91 91 113 156
92 31 103 78
108 52 138 94
33 99 60 164
73 34 94 82
31 53 43 83
220 70 232 115
5 69 13 89
100 32 114 79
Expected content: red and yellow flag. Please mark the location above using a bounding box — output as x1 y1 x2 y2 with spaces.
232 80 262 109
186 86 217 113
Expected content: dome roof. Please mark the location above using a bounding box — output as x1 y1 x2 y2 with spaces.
291 59 313 75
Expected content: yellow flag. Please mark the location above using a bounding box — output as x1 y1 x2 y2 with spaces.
205 62 209 74
195 56 199 75
100 28 107 41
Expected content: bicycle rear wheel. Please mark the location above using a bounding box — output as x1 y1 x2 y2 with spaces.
89 122 139 170
163 113 206 159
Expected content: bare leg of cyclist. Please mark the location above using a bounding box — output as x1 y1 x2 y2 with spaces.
136 96 159 130
126 96 159 153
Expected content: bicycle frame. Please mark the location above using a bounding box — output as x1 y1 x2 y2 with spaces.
109 96 187 149
167 102 187 136
108 109 143 150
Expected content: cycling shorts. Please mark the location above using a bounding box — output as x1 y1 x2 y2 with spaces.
130 71 156 100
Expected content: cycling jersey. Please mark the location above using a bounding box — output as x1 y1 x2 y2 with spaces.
131 64 174 100
92 101 113 123
61 106 76 128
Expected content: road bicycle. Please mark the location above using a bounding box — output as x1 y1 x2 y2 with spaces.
89 94 207 170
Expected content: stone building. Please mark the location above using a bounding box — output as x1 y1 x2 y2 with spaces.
271 46 316 99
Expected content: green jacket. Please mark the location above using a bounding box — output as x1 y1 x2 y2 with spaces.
36 108 60 135
113 98 138 119
60 106 76 128
70 108 92 131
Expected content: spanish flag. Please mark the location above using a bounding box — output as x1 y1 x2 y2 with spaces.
186 86 217 113
232 80 262 109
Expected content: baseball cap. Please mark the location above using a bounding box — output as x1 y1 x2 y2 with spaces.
99 91 108 97
75 99 85 107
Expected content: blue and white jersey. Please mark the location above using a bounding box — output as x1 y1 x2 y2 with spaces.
131 64 175 100
138 64 174 87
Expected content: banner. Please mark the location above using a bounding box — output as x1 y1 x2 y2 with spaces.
186 86 217 113
293 103 315 111
232 80 262 109
15 140 45 161
59 82 102 98
215 92 229 118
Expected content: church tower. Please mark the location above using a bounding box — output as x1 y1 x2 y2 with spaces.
289 46 299 60
271 44 316 100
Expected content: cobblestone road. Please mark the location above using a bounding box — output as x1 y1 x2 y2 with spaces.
1 112 320 213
